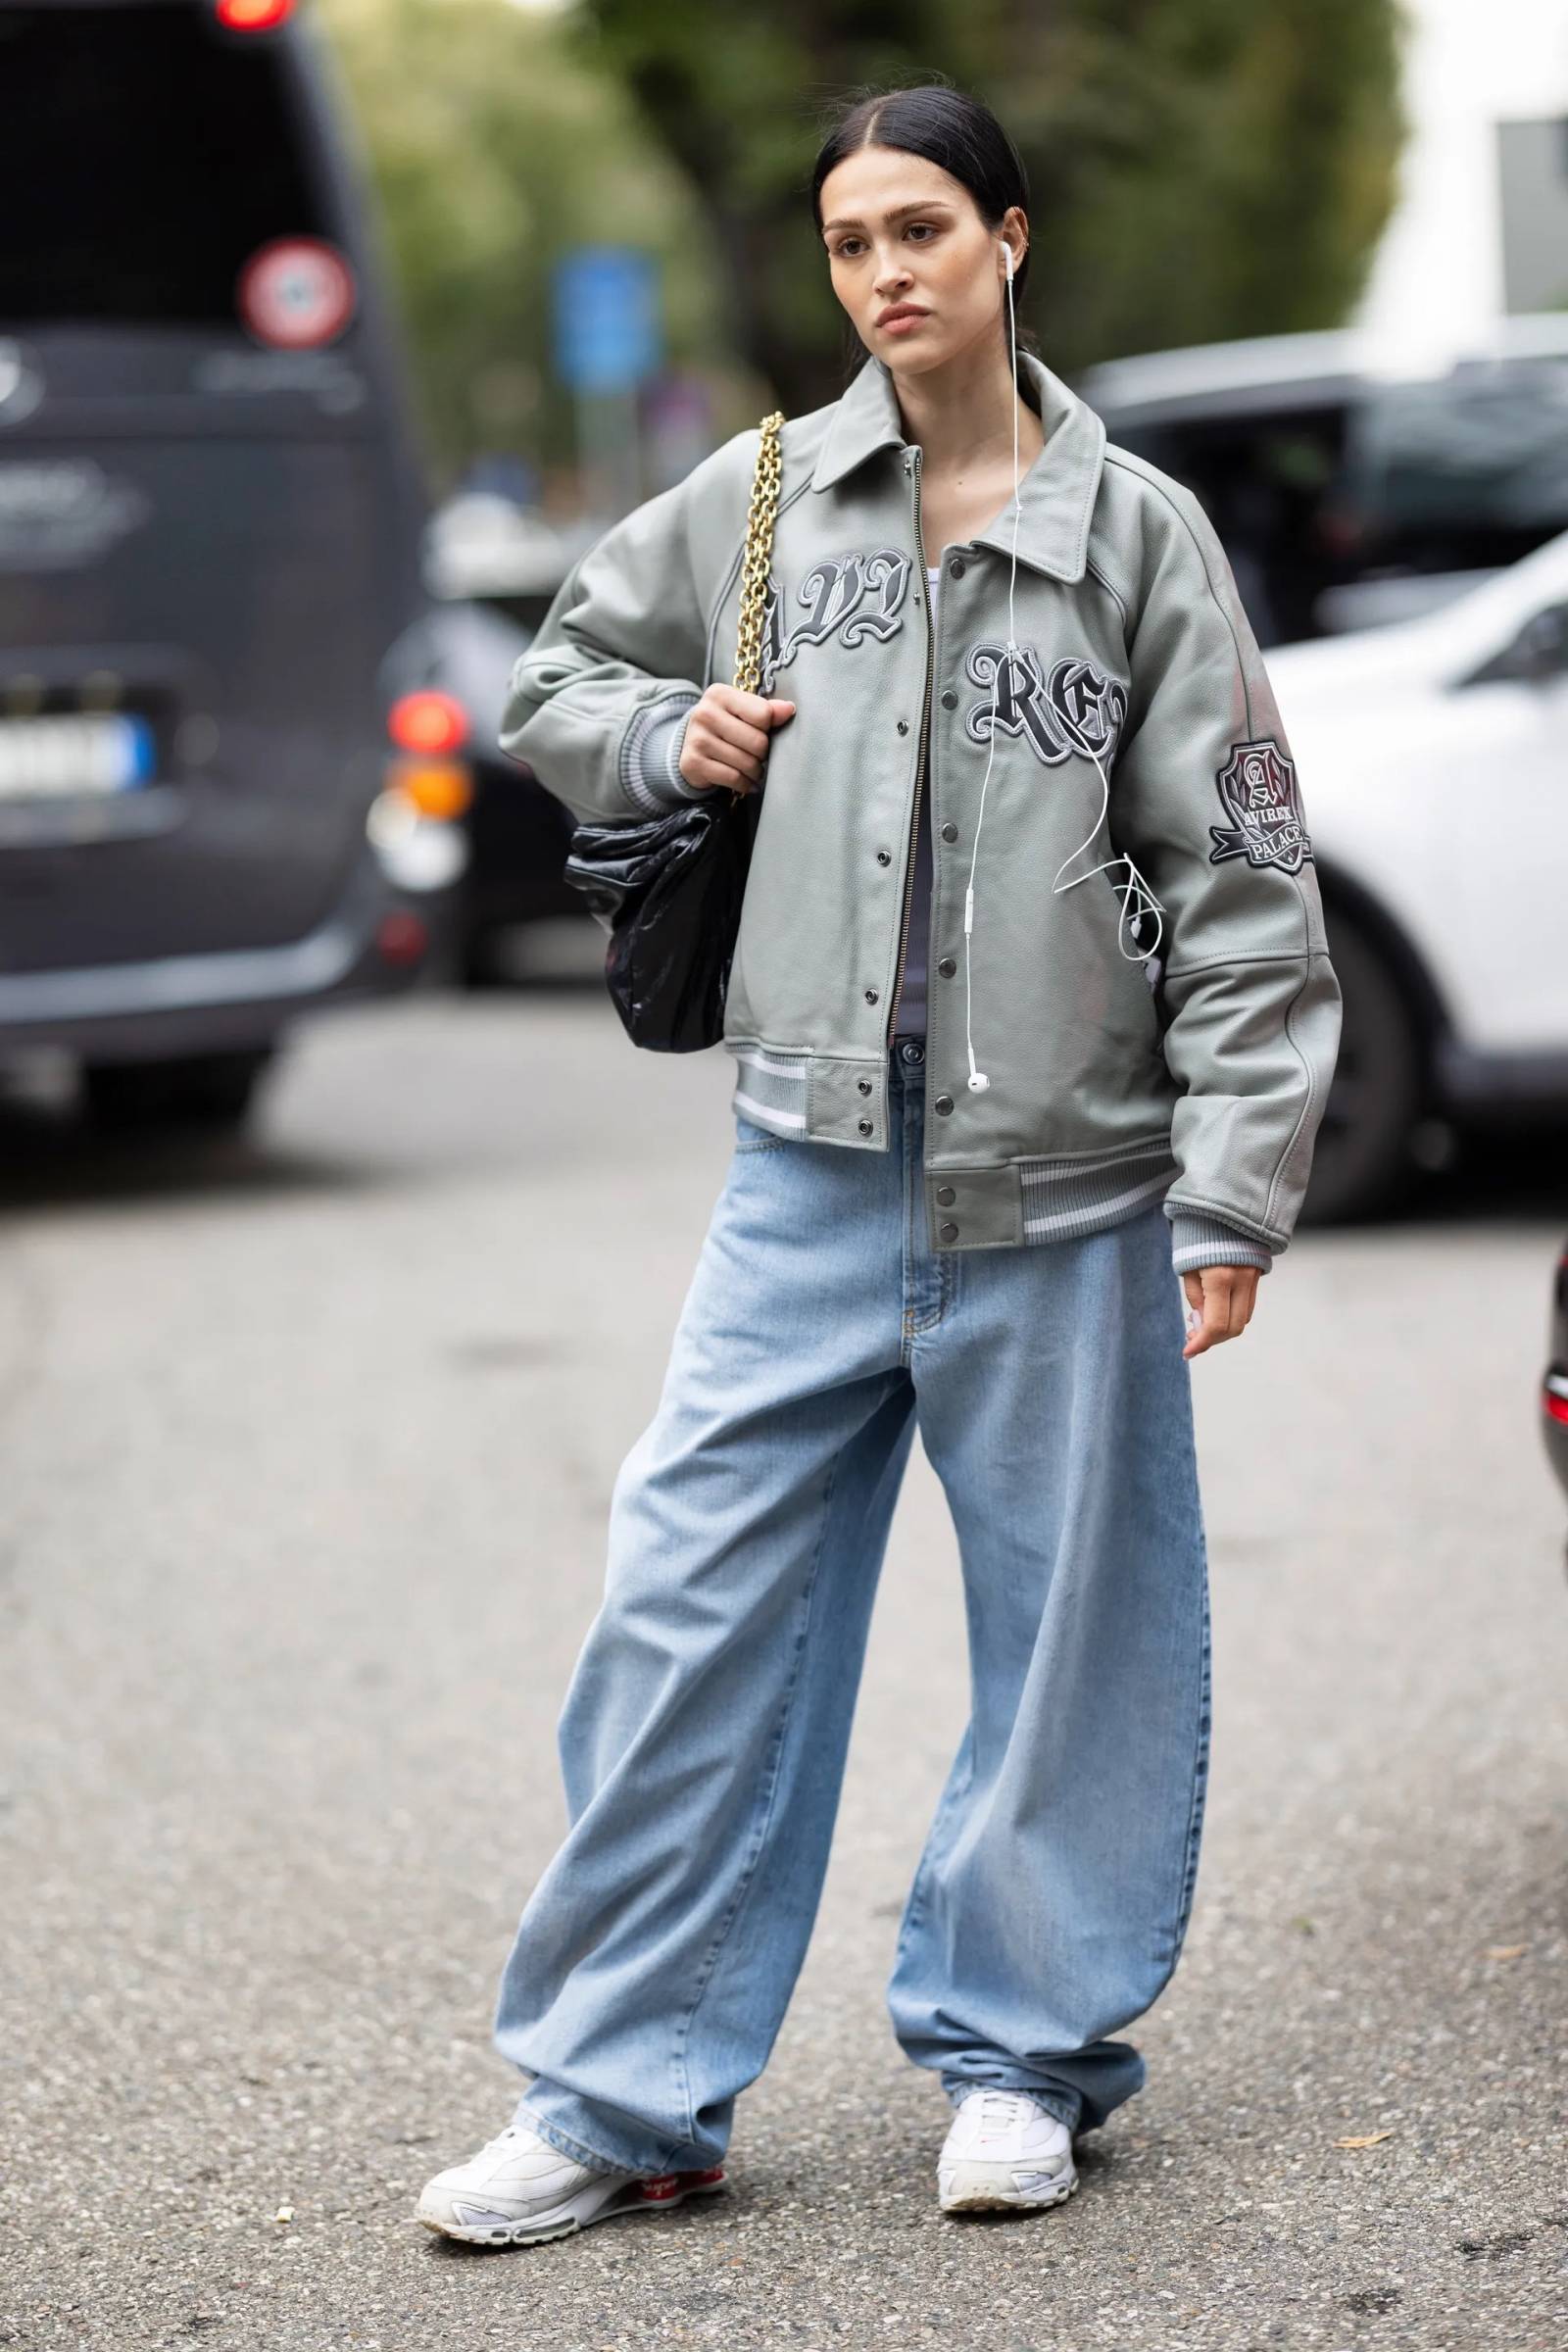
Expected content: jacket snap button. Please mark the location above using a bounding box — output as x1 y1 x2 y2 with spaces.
858 1117 873 1136
864 987 879 1004
875 847 891 864
937 956 956 977
934 1094 954 1114
948 557 965 579
940 1221 959 1242
896 718 908 735
858 1077 872 1096
940 689 957 710
936 1185 956 1205
940 821 957 844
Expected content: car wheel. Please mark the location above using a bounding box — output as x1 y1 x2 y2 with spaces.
1298 916 1424 1225
81 1046 277 1135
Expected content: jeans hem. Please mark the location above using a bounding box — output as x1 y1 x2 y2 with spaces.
939 2072 1084 2135
513 2096 655 2179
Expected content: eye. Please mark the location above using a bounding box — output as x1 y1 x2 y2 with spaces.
828 221 942 260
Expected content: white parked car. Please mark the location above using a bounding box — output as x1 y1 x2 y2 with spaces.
1265 527 1568 1220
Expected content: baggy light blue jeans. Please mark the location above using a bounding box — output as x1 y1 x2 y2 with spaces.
493 1036 1212 2175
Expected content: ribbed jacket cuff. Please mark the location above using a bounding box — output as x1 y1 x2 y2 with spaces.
1167 1208 1275 1276
625 695 708 811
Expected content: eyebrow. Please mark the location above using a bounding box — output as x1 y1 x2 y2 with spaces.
821 198 956 236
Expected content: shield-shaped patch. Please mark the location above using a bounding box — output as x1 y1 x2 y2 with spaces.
1208 737 1313 872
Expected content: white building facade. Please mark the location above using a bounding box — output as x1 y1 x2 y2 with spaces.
1352 0 1568 360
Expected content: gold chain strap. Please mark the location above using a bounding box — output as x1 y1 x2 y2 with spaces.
732 410 786 697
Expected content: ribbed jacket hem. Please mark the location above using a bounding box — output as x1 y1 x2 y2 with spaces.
1017 1144 1178 1243
724 1046 1285 1267
1166 1207 1275 1275
726 1046 1172 1252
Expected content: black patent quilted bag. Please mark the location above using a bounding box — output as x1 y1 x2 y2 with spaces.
561 408 785 1053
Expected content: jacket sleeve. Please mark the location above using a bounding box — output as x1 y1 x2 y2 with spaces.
497 449 743 826
1110 476 1343 1275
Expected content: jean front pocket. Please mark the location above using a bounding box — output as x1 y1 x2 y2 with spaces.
733 1110 788 1152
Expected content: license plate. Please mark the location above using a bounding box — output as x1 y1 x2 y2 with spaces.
0 711 155 800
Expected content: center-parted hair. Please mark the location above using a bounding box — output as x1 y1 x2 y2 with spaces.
808 80 1039 386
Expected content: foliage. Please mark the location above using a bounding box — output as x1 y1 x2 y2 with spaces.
570 0 1405 409
315 0 1405 471
315 0 738 486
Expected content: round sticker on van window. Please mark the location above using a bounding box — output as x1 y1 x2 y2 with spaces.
236 238 357 349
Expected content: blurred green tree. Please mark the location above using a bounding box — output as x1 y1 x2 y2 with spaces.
318 0 1403 474
571 0 1404 409
316 0 739 488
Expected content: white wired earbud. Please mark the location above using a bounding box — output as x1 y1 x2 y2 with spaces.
958 237 1019 1095
960 236 1165 1098
1050 720 1166 962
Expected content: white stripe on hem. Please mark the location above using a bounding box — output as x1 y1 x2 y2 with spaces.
733 1089 808 1130
1021 1170 1172 1238
728 1046 811 1081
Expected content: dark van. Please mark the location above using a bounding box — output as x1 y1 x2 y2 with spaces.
0 0 470 1131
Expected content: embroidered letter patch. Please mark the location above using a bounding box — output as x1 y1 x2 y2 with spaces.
758 549 913 694
1209 738 1313 872
962 645 1127 769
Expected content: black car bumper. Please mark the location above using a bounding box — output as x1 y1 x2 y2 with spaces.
0 845 445 1060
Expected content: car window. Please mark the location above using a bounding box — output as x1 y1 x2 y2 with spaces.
1104 359 1568 642
1346 360 1568 538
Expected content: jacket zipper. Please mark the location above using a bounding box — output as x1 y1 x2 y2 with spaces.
885 445 934 1048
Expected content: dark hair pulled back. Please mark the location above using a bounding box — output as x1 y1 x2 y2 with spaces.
808 78 1039 390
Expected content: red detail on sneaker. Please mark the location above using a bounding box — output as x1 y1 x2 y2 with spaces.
627 2165 724 2206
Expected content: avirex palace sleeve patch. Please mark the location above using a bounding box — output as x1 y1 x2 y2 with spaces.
1208 738 1313 873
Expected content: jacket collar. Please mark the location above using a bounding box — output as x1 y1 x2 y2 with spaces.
808 347 1105 584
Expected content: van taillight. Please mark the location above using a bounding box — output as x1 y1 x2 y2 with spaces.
216 0 295 27
388 691 469 756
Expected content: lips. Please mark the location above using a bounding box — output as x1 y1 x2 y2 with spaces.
878 307 929 328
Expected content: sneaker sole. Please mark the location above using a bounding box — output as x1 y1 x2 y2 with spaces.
940 2169 1079 2216
418 2166 727 2248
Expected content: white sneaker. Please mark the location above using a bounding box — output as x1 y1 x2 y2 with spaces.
416 2118 726 2247
937 2087 1079 2214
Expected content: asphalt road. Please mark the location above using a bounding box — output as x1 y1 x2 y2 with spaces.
3 960 1567 2352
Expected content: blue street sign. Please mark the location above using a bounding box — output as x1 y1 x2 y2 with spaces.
553 247 662 394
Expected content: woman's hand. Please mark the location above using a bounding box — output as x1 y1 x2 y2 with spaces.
1180 1264 1261 1357
678 684 796 796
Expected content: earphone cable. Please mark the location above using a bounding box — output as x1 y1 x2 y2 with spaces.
962 239 1168 1095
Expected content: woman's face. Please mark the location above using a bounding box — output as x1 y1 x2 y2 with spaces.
819 144 1024 376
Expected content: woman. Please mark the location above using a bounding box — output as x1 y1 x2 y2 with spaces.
417 80 1341 2247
